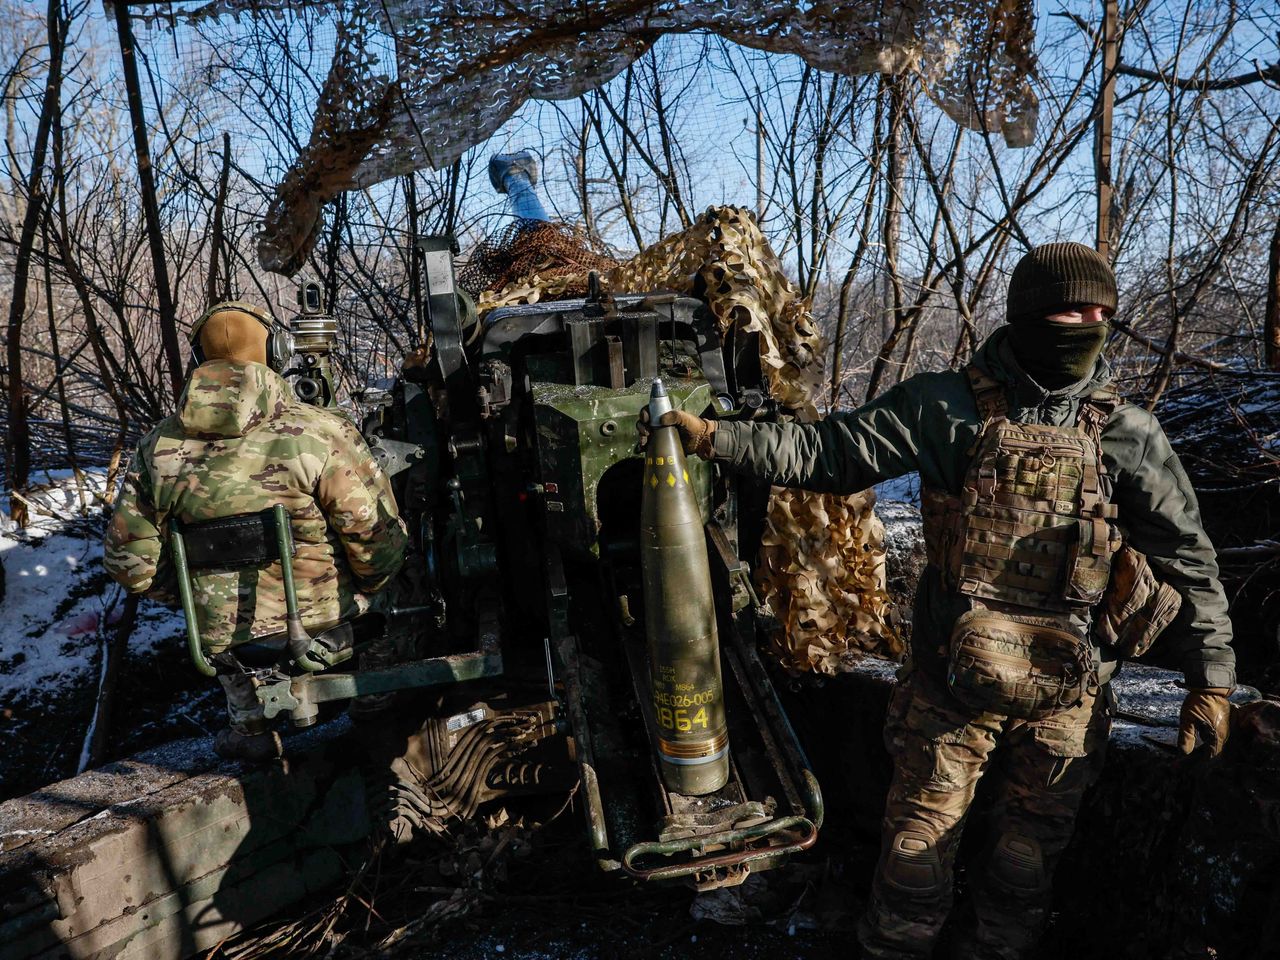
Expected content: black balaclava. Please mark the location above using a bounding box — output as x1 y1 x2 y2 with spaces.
1008 320 1110 390
1005 242 1118 389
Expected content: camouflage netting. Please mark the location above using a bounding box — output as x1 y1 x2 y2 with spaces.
459 221 620 308
136 0 1039 275
756 489 902 673
604 207 824 418
471 206 902 671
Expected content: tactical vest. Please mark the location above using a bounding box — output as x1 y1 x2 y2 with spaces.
920 365 1122 718
922 365 1121 610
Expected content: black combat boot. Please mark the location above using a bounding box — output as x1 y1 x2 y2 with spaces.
214 726 284 762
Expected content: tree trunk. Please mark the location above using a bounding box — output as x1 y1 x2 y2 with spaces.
205 132 232 306
1267 216 1280 372
51 81 132 501
5 0 66 528
866 74 907 401
112 0 183 402
42 217 84 510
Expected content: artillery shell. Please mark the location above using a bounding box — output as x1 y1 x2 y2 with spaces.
639 379 729 796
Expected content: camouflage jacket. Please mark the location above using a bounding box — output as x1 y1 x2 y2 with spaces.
104 360 407 653
713 327 1235 691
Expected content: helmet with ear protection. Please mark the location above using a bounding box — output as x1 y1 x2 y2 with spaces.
189 301 295 374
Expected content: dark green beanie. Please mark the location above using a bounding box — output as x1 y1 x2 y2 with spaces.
1006 242 1118 323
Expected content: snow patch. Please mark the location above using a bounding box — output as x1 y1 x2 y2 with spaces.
1 470 183 708
875 473 921 506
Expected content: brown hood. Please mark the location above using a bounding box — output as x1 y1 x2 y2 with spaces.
178 360 291 439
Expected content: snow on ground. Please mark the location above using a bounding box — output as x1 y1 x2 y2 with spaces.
874 473 920 506
874 475 924 573
1 470 183 707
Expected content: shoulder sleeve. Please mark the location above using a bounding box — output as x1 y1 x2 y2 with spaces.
314 414 408 594
711 372 972 494
103 436 168 598
1107 405 1235 688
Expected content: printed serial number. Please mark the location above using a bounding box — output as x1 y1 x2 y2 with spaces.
653 689 717 708
656 706 711 732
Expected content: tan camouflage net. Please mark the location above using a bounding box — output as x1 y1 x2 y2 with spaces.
605 207 825 418
137 0 1039 274
757 489 903 673
479 207 826 418
473 205 902 670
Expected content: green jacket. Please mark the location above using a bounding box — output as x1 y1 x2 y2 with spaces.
714 327 1235 690
104 360 407 653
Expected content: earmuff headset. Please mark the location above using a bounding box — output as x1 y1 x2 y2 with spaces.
189 300 295 374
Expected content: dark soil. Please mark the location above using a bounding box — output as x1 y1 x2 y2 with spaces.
207 798 873 960
0 638 225 801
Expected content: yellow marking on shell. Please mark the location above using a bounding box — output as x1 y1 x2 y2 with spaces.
666 473 676 487
656 456 665 466
649 474 659 489
646 457 653 466
683 469 689 483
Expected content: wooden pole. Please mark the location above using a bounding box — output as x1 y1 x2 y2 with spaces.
1096 0 1118 257
110 0 184 401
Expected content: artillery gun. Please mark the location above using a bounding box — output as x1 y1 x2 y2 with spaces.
168 153 822 889
350 155 822 887
359 240 822 885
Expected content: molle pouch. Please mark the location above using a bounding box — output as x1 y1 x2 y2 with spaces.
1064 506 1120 606
947 608 1096 720
1094 543 1183 658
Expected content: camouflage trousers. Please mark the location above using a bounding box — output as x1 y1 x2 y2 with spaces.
217 672 268 735
858 669 1110 960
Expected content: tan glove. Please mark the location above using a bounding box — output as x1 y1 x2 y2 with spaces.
636 407 717 459
1178 688 1232 757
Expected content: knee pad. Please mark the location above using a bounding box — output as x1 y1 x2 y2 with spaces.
988 831 1045 893
883 828 944 896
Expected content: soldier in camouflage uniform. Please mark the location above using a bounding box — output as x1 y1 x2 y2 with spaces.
104 302 407 761
642 243 1234 958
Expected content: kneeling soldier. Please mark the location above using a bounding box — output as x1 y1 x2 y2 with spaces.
641 243 1234 959
104 302 407 761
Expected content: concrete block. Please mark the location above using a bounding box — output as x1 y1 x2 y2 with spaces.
0 720 369 960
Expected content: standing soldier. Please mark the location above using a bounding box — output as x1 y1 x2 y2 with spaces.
641 243 1234 958
104 302 407 761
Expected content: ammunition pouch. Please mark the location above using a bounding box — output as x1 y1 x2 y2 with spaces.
1093 543 1182 658
947 606 1096 720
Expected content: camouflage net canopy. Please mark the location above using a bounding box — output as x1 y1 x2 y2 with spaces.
470 206 902 671
141 0 1039 275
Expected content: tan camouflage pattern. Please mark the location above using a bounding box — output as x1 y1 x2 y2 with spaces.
104 360 407 653
923 365 1120 614
859 670 1108 960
